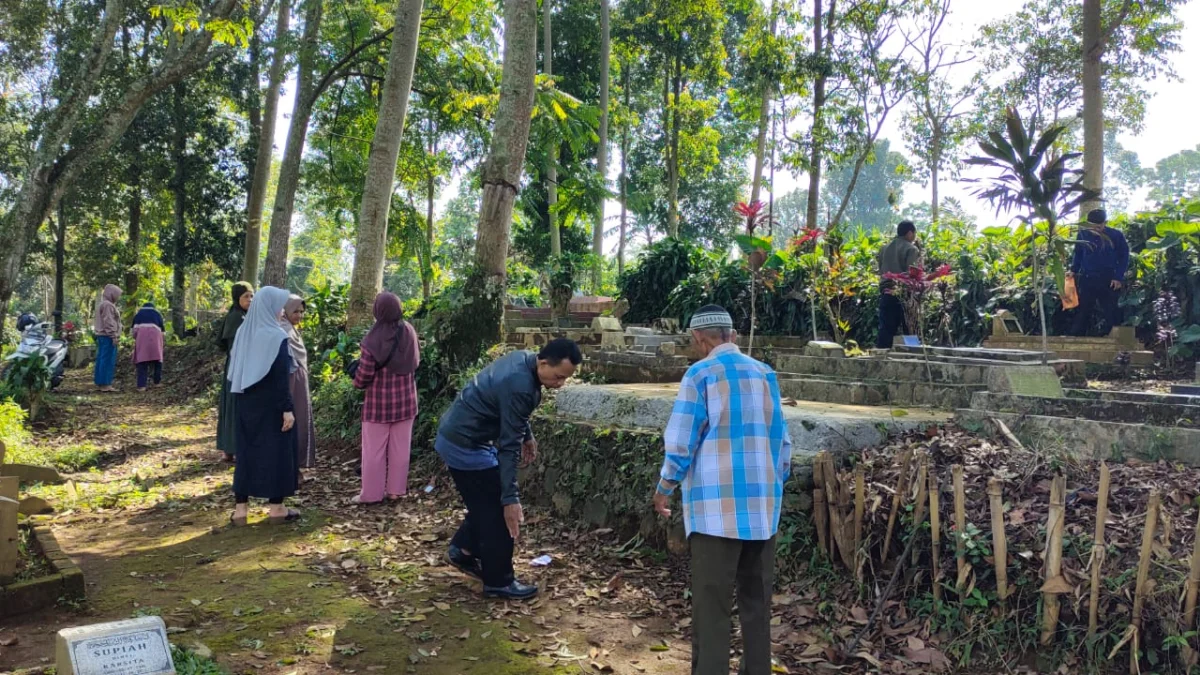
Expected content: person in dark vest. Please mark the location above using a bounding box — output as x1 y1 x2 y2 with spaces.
436 339 582 600
1069 208 1129 337
876 220 920 349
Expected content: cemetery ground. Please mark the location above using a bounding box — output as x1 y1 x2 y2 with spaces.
0 366 695 675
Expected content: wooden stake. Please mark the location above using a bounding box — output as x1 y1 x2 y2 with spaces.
0 475 18 583
1040 475 1067 646
1183 505 1200 668
1088 462 1111 640
854 465 865 578
910 454 930 567
929 465 943 610
952 464 966 589
987 479 1008 603
814 487 828 556
882 450 913 563
1130 489 1161 674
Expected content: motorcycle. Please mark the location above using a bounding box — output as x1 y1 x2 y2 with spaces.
3 317 68 389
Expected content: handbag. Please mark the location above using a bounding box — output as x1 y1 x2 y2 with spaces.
345 325 403 379
1062 276 1080 310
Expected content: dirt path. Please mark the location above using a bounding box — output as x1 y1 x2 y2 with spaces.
0 368 697 675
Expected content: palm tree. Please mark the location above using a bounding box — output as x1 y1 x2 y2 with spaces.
966 107 1098 364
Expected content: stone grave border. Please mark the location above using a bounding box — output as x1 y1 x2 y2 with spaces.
1 523 85 618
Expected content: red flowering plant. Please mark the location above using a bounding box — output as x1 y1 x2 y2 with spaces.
732 201 788 355
882 263 953 338
61 321 80 344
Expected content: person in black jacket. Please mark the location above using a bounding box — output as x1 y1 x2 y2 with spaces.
436 338 582 600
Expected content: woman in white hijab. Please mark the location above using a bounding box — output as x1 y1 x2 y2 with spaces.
227 286 300 526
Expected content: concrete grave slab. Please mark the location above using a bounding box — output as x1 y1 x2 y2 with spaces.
592 317 622 332
56 616 175 675
0 463 65 486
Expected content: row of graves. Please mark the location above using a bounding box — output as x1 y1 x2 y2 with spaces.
516 310 1200 669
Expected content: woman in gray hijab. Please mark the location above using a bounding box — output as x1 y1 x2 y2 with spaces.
227 286 300 525
279 295 315 474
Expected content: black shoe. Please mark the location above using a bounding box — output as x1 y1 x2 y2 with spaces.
445 545 482 580
483 580 538 600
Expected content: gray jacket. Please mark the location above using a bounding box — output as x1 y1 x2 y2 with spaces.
878 236 920 276
437 350 541 504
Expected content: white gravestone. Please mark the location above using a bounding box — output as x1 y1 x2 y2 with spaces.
55 616 175 675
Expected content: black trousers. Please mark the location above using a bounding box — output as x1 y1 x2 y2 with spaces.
877 293 905 349
448 466 515 588
136 361 162 388
1071 273 1121 337
690 533 776 675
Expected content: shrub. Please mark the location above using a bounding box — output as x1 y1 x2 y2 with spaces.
616 239 704 323
0 396 30 457
311 375 364 442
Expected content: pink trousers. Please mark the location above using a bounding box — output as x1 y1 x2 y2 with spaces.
359 418 414 502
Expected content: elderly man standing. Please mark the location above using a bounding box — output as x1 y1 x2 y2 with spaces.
653 305 792 675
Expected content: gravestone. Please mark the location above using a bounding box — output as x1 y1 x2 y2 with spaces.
804 341 845 358
591 317 622 332
19 495 54 515
987 365 1065 399
56 617 175 675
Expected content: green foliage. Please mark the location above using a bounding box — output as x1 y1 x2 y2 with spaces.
0 396 30 455
171 644 229 675
1 353 52 409
615 239 702 323
311 375 364 442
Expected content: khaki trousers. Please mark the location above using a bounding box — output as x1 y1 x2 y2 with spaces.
689 533 776 675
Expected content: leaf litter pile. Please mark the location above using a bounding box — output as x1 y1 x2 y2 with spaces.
786 423 1200 673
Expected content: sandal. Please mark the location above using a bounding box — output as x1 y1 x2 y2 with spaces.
230 512 247 527
268 508 302 525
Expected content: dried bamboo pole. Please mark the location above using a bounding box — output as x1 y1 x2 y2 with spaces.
1088 462 1111 639
987 479 1008 603
822 454 853 569
854 465 865 578
1040 475 1067 646
1183 505 1200 667
814 487 828 556
1129 489 1161 675
882 450 913 563
952 464 966 590
910 454 930 567
929 465 943 610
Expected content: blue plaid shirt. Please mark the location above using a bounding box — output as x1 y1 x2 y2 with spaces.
656 343 792 540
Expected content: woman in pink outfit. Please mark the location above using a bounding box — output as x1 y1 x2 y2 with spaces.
351 292 420 504
131 302 166 392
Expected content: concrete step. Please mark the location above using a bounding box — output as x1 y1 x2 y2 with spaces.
890 344 1046 362
774 355 992 385
970 391 1200 429
778 374 982 409
955 408 1200 466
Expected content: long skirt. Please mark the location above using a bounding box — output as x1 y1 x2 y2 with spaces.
290 369 316 469
358 419 414 502
93 336 116 386
216 355 237 455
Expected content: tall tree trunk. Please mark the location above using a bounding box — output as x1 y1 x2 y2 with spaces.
474 0 538 278
423 166 435 301
1081 0 1104 214
345 0 424 326
54 201 66 335
805 0 831 230
618 65 629 276
544 0 561 258
0 0 239 318
170 84 188 337
592 0 610 291
750 3 778 206
243 0 291 284
125 163 142 296
930 133 941 224
665 57 681 238
262 0 323 288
